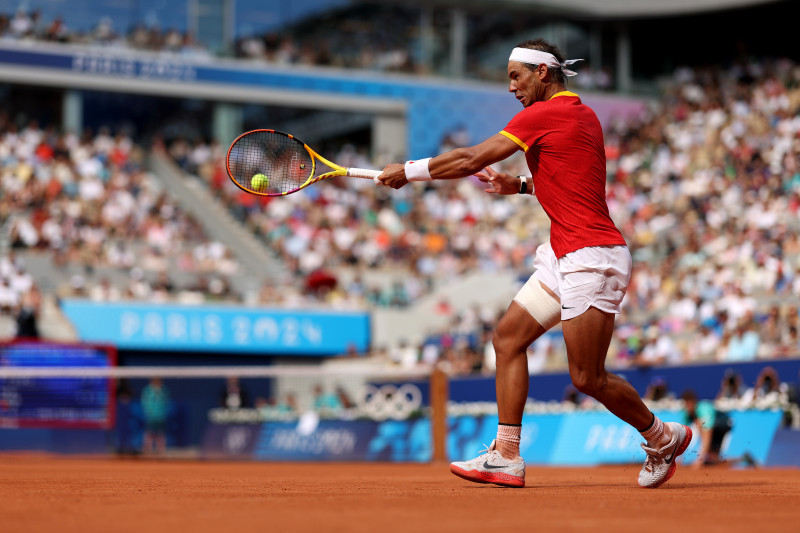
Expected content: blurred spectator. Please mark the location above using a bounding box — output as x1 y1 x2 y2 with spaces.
723 319 761 362
779 326 800 358
634 326 682 367
220 376 250 409
758 305 783 358
14 285 41 338
277 392 298 416
312 384 342 416
0 277 16 312
9 8 32 38
114 380 138 456
255 392 298 419
141 378 170 456
741 366 785 406
688 323 721 361
716 369 744 400
89 277 122 302
335 385 356 410
389 339 419 368
644 376 671 402
526 335 554 374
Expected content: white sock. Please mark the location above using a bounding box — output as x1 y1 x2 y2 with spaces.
639 415 666 446
496 424 521 458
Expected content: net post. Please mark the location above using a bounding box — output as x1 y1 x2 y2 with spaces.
430 366 449 463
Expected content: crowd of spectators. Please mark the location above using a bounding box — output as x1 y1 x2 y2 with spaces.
171 57 800 375
0 6 440 75
0 5 614 84
604 59 800 365
2 6 800 376
234 5 419 74
0 111 241 305
0 7 208 57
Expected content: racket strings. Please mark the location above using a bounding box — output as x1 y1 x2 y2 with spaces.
229 131 313 195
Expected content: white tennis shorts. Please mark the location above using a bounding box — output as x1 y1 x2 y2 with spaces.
514 243 632 323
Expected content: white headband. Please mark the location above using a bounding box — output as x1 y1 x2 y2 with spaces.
508 47 583 77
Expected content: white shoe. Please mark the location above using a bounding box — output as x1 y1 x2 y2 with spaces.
638 422 693 488
449 440 525 488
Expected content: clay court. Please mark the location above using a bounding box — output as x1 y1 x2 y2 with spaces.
2 455 798 533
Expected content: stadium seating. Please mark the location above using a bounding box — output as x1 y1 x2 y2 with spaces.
1 5 798 379
0 114 243 312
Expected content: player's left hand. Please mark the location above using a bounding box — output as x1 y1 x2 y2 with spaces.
376 163 408 189
475 166 519 195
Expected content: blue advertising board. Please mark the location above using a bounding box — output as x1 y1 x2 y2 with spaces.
448 358 800 403
764 429 800 467
59 299 370 355
202 418 431 462
447 409 785 466
0 341 115 429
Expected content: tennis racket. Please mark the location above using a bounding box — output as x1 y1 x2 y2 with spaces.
226 129 382 197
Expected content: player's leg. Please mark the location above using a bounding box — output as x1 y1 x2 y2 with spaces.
559 245 692 488
492 247 561 460
561 307 652 429
493 297 552 453
449 299 549 488
450 257 560 488
562 307 691 487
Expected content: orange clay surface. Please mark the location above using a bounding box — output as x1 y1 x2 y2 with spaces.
1 455 798 533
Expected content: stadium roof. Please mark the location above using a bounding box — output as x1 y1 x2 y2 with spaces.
400 0 784 18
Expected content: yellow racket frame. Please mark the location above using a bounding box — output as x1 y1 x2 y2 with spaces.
226 129 381 197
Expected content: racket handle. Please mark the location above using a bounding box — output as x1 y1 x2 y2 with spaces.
347 168 383 179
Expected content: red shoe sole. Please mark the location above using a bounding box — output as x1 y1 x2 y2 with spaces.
449 464 525 488
640 425 693 489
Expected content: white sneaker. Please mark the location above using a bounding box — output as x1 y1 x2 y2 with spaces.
638 422 693 488
449 440 525 488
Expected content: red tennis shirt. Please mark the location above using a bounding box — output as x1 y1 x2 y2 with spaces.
500 91 626 258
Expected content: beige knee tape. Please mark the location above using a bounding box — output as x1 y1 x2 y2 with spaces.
513 278 561 330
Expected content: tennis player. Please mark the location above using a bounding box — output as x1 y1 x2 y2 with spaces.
377 38 692 489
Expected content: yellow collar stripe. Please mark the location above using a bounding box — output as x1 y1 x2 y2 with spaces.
550 91 578 100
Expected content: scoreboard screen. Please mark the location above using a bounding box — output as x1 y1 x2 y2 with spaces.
0 341 116 429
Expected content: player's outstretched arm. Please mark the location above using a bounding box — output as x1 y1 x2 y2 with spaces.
377 133 519 189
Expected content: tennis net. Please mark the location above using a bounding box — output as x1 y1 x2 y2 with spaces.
0 358 448 461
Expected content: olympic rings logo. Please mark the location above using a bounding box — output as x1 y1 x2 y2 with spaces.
359 383 423 420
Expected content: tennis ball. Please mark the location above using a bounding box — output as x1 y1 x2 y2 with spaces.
251 173 270 191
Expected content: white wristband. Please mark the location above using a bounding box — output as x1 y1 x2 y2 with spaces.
404 158 432 181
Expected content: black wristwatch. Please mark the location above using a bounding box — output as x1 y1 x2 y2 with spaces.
518 176 527 194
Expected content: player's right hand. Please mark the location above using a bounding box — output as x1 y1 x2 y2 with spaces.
475 166 519 195
376 163 409 189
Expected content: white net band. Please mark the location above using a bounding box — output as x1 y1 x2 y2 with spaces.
0 365 432 379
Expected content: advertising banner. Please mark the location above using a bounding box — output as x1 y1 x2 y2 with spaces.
202 417 431 462
447 409 785 466
201 423 260 460
59 300 370 355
